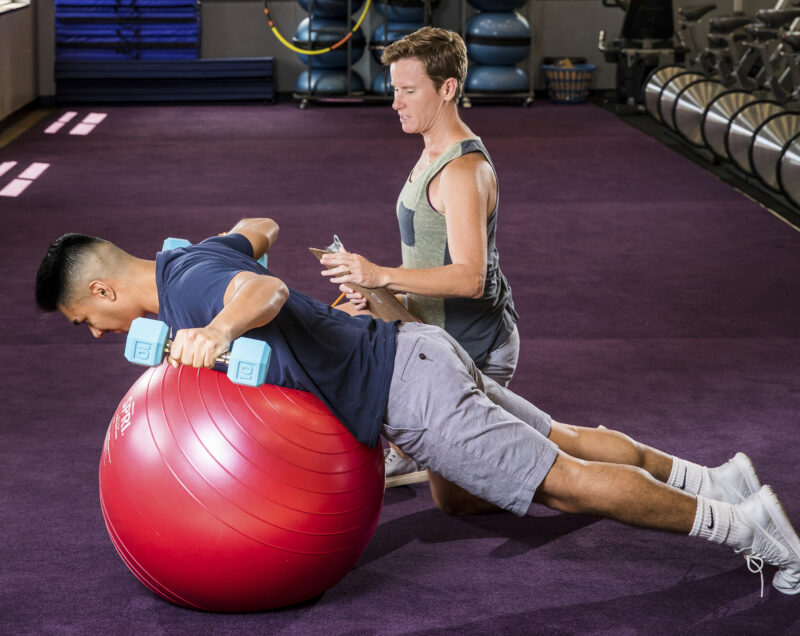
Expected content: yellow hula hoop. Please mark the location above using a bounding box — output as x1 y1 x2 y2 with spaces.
264 0 372 56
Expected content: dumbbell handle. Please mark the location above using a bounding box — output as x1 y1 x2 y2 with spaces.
161 339 232 366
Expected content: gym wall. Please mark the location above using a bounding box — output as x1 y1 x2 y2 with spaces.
203 0 623 92
0 0 783 122
201 0 780 93
0 6 36 122
0 1 54 123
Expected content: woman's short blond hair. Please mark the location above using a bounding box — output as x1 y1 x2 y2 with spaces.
381 27 468 100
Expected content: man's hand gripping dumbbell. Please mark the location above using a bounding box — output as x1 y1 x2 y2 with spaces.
124 317 271 387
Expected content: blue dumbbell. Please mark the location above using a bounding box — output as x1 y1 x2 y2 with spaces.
124 317 271 387
162 237 192 251
162 237 268 269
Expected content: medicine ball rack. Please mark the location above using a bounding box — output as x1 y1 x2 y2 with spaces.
288 0 437 108
281 0 534 108
459 0 535 108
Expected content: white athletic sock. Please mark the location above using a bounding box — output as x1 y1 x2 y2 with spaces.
699 463 729 501
701 460 743 501
671 457 746 501
690 496 751 548
668 457 704 495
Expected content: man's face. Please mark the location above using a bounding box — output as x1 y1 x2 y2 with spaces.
59 290 142 339
390 57 448 135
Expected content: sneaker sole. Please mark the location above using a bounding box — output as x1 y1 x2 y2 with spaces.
760 486 800 595
731 452 762 502
385 469 430 489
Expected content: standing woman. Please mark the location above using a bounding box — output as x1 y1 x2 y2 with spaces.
321 28 520 483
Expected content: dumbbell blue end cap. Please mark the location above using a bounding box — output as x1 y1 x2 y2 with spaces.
125 317 170 367
162 237 192 252
257 254 268 270
228 338 271 387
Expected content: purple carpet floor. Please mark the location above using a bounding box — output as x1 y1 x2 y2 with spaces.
2 101 800 634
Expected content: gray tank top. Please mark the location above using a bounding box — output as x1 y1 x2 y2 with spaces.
396 137 518 367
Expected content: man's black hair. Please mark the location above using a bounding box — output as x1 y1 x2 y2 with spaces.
35 233 101 312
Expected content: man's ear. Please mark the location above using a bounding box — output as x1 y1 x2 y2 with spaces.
89 280 116 301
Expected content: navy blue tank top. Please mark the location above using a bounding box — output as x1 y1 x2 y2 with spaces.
156 233 397 447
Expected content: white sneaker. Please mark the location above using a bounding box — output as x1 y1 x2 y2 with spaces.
736 485 800 595
384 447 429 489
710 452 762 503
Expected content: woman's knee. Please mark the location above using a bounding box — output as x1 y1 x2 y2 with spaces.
428 472 500 516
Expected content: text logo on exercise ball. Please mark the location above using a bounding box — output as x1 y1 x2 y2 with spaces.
113 395 136 440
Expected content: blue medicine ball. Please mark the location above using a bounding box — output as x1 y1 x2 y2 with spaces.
465 66 529 93
295 68 365 94
371 71 393 95
468 0 527 10
370 21 423 63
293 17 365 68
466 12 531 66
375 0 435 22
297 0 365 18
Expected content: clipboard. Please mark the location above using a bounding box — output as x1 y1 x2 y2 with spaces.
310 246 420 323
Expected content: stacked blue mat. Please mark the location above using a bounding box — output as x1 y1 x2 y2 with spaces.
55 0 200 61
54 0 274 103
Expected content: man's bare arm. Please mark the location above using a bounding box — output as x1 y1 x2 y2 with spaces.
227 218 280 262
168 271 288 369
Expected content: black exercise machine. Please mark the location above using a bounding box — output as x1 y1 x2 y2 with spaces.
599 0 716 109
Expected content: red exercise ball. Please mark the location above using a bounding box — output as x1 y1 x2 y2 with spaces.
99 363 385 612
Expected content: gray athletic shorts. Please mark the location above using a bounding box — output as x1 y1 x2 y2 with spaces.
382 322 558 517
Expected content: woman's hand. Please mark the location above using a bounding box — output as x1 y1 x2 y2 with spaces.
320 250 387 289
